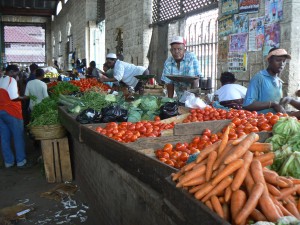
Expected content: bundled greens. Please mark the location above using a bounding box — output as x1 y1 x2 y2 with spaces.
48 81 80 97
267 116 300 178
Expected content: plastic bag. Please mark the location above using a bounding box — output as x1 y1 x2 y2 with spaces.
100 105 128 123
185 93 207 109
160 102 179 119
76 108 101 124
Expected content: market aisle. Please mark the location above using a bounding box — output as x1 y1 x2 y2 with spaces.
0 133 98 225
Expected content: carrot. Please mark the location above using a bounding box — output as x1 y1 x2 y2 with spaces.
231 190 247 225
171 171 183 181
254 151 261 157
275 204 284 217
290 178 300 185
182 175 206 187
249 142 272 152
270 195 293 217
235 182 264 225
276 177 290 188
182 161 197 172
250 209 267 222
202 176 233 202
218 124 231 155
194 182 215 200
263 170 279 186
250 159 268 194
231 151 253 191
284 199 300 219
297 197 300 213
218 197 225 204
206 151 218 181
261 159 274 167
276 185 300 200
176 164 206 187
192 158 208 170
244 172 255 193
212 141 234 170
196 140 221 163
211 195 224 218
224 132 259 165
212 159 244 186
278 176 294 187
266 183 281 196
254 152 275 163
224 186 232 203
222 203 230 221
259 193 281 222
205 200 213 211
232 134 247 146
189 183 207 194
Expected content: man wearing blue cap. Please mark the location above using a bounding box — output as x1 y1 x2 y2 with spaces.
161 36 202 98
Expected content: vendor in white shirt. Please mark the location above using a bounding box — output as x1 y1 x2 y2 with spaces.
215 72 247 109
100 53 149 92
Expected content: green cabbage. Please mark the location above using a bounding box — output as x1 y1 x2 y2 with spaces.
141 111 157 121
127 109 142 122
266 134 289 151
287 133 300 152
140 95 159 111
276 216 299 225
105 94 117 102
271 145 293 172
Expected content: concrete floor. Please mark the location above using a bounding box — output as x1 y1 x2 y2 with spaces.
0 134 96 225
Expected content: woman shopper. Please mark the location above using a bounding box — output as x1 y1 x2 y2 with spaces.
0 65 29 168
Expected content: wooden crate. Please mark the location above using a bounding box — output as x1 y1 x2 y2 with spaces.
41 137 73 183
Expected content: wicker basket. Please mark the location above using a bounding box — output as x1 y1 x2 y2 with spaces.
29 124 67 140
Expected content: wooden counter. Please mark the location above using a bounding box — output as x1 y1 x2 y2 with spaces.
58 107 231 225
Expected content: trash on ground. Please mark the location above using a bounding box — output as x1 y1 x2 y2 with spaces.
0 203 34 225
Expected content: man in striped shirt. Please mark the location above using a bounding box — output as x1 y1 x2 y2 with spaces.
161 36 202 99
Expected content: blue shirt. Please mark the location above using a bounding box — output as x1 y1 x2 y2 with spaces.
243 69 283 114
161 51 201 98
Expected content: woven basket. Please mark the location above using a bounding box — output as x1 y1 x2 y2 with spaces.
29 124 67 140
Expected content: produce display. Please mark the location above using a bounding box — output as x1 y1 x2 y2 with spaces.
44 72 59 78
95 120 175 143
69 79 111 92
171 131 300 225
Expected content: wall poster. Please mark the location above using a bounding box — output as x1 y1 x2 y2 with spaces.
248 17 265 51
229 33 248 52
218 39 229 61
233 14 249 34
263 22 280 56
239 0 259 14
265 0 283 24
228 52 248 72
218 15 234 37
221 0 239 15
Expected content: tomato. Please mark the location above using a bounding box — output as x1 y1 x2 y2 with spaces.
170 151 181 160
232 117 241 126
260 123 272 131
95 126 103 133
201 134 210 142
269 115 279 125
154 116 161 121
210 134 219 143
202 128 212 137
163 143 173 152
165 159 175 167
180 152 189 162
228 133 238 140
159 157 167 163
161 152 170 159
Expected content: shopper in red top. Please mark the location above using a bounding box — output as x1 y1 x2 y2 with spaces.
0 65 28 168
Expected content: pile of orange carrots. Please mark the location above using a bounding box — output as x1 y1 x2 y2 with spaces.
171 126 300 225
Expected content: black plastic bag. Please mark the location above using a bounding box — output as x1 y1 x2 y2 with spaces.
76 108 101 124
100 105 128 123
160 102 179 119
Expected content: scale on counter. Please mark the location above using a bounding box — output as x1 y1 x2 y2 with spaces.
165 75 198 83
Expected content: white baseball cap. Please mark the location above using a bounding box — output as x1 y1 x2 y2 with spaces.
170 36 186 45
106 53 117 59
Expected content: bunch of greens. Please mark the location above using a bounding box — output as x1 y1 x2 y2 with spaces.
267 117 300 178
49 81 80 97
81 91 112 111
31 97 58 121
29 109 59 126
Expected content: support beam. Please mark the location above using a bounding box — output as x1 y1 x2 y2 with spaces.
0 7 54 17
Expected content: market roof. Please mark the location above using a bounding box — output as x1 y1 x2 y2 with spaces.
0 0 59 17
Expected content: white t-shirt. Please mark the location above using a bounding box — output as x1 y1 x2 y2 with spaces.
25 79 49 110
0 76 19 99
113 60 147 87
215 83 247 102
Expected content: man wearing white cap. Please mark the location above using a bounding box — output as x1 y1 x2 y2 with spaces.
243 47 291 114
161 36 202 98
100 53 149 92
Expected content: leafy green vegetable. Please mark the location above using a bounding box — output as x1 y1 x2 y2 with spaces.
31 97 58 121
29 109 59 126
273 117 300 136
81 91 111 111
279 152 300 179
266 134 288 151
271 145 293 172
49 81 79 97
105 94 117 102
141 110 157 121
127 108 142 122
287 133 300 152
140 95 159 111
252 222 275 225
